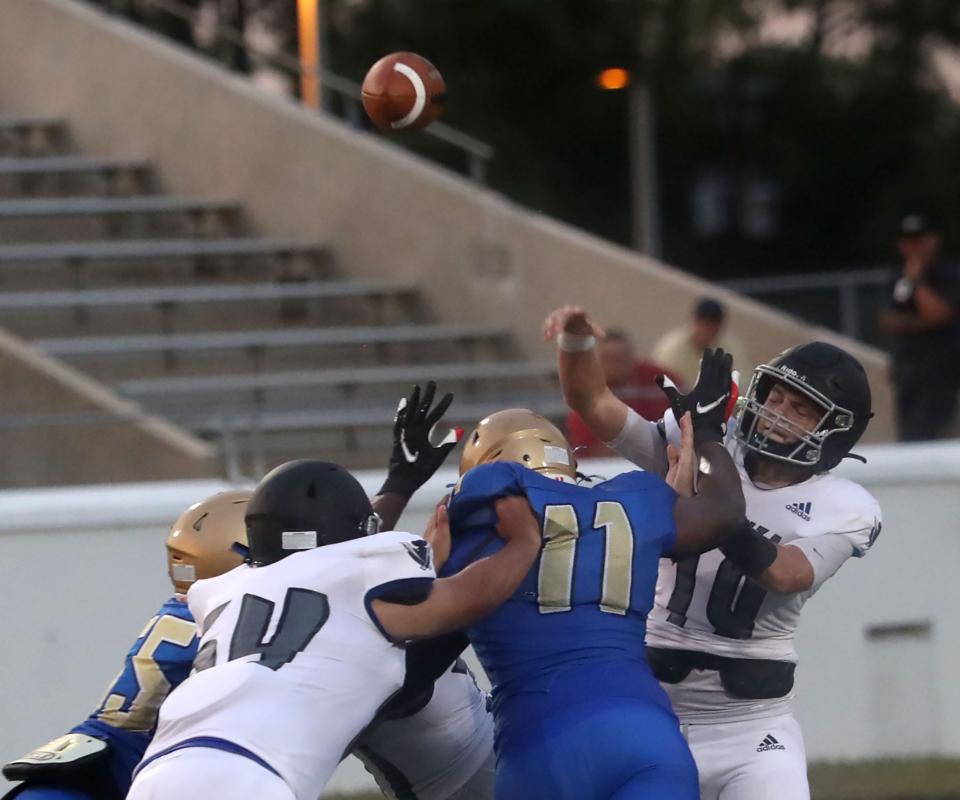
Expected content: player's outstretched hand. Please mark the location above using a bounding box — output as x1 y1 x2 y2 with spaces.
542 304 606 341
666 412 697 497
656 348 736 445
380 381 463 498
423 502 451 572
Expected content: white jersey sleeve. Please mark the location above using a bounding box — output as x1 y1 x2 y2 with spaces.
362 533 437 640
606 406 668 475
786 532 857 591
785 481 881 589
608 406 738 475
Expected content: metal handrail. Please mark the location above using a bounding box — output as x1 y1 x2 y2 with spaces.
723 266 895 293
723 265 897 341
96 0 494 182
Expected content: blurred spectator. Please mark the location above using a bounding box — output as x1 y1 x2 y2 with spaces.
879 214 960 441
651 297 748 389
566 330 681 458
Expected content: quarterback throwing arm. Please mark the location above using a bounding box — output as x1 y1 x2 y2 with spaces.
547 304 798 584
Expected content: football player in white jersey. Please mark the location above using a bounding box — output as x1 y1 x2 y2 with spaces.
544 305 882 800
5 383 495 800
127 459 540 800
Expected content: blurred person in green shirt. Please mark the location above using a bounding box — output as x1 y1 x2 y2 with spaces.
652 298 748 390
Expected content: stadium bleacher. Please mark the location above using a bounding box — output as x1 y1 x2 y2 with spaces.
0 112 562 474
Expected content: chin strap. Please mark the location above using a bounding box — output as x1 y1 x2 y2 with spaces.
843 452 868 464
575 470 605 484
230 541 251 563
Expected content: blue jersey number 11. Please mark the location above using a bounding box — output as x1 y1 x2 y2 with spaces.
537 501 634 615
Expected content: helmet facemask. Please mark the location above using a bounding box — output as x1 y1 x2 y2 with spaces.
737 366 855 470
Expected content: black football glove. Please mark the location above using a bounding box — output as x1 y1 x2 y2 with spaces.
378 382 462 498
656 348 734 445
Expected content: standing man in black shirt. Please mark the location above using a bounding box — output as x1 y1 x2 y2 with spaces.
880 214 960 440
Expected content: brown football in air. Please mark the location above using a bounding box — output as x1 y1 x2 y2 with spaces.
361 52 446 131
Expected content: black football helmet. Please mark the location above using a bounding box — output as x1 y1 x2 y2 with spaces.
736 342 872 471
245 460 380 567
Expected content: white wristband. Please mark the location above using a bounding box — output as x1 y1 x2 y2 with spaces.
557 332 597 352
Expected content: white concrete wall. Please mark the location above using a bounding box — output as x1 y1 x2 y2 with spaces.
1 442 957 794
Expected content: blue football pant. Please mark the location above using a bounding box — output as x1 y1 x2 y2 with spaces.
495 700 699 800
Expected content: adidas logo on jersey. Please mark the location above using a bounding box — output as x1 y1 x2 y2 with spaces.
785 501 812 521
756 734 786 753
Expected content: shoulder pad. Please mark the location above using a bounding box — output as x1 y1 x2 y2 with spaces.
157 596 194 622
455 462 525 499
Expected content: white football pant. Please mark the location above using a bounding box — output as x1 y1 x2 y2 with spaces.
127 746 296 800
445 751 495 800
683 712 810 800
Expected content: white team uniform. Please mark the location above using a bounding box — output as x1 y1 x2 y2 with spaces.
610 409 881 800
128 530 437 800
355 663 495 800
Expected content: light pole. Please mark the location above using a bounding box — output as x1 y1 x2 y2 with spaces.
596 68 662 258
297 0 322 109
628 79 661 258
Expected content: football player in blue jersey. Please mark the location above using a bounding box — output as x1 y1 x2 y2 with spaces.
441 356 746 800
1 489 247 800
3 383 473 800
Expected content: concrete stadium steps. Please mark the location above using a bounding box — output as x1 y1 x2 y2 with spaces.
0 238 332 291
188 394 573 474
0 195 243 242
0 156 153 198
0 155 151 177
0 114 66 156
0 280 420 336
0 109 558 471
116 361 560 415
0 195 239 220
0 237 329 265
31 323 513 381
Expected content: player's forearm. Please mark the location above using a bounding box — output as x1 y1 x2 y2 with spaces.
755 545 815 593
377 536 539 641
435 536 539 629
670 442 746 557
371 493 409 532
559 350 629 441
558 347 606 412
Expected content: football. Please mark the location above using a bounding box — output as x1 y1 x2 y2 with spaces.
361 52 446 131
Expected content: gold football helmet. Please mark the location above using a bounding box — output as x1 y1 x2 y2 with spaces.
166 490 251 594
459 408 576 479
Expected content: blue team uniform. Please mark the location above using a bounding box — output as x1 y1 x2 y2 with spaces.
444 462 699 800
13 598 197 800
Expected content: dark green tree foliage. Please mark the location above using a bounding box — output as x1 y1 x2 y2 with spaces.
326 0 960 277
